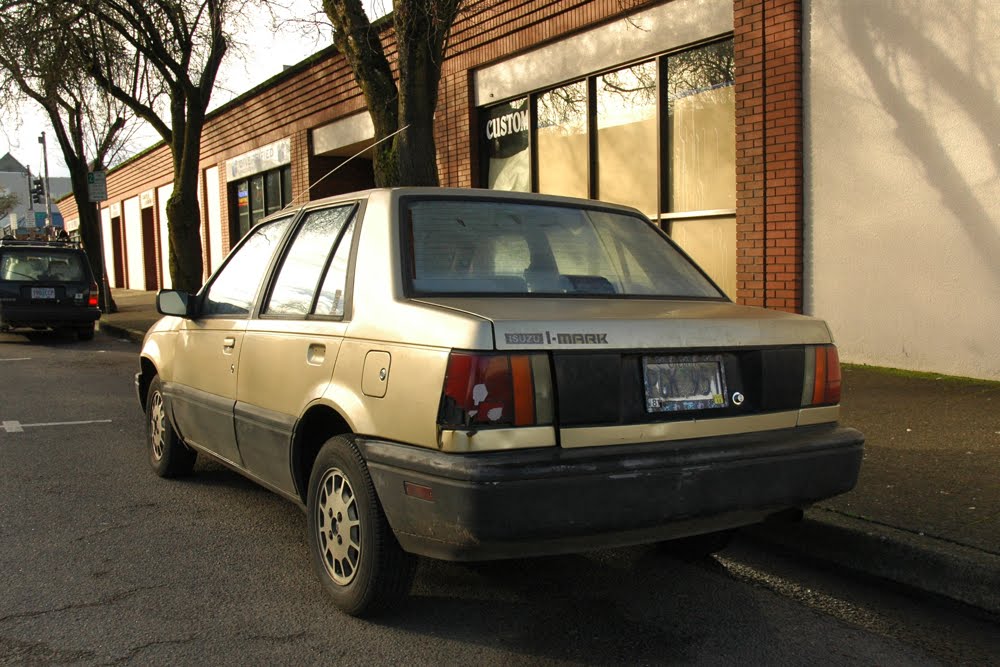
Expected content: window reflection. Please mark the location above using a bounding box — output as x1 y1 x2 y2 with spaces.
203 217 292 316
266 206 354 316
482 98 530 192
596 61 657 215
667 42 735 212
314 220 356 317
536 82 588 199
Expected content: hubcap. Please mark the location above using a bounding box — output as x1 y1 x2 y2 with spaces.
316 467 361 585
149 391 165 461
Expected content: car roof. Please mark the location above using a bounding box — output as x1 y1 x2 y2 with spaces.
0 239 83 252
257 187 647 229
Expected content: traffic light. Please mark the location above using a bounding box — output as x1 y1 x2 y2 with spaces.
31 178 44 204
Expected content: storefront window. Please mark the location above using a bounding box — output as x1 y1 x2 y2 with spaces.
265 171 282 215
230 165 293 241
482 98 530 192
477 39 734 218
536 82 588 199
666 41 735 212
596 61 658 216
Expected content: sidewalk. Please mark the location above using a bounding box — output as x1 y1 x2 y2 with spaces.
98 288 1000 615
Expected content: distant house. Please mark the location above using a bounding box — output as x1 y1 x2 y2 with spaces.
0 152 70 237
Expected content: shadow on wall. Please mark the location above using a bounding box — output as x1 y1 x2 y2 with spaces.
840 0 1000 280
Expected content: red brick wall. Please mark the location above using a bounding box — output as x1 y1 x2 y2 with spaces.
60 0 807 313
734 0 803 313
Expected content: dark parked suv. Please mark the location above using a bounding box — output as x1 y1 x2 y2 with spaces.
0 239 101 340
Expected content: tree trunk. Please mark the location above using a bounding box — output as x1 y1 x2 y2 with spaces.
165 182 203 294
68 167 117 313
165 105 205 294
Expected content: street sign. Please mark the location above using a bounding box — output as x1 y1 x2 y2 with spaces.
87 171 107 202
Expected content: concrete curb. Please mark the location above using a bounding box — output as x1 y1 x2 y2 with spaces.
96 321 146 345
742 507 1000 616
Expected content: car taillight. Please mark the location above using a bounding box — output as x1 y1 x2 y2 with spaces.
88 282 99 308
802 344 841 406
439 352 553 428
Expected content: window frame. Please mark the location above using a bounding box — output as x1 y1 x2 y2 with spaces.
257 201 362 322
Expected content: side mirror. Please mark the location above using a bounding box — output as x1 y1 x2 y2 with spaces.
156 290 194 318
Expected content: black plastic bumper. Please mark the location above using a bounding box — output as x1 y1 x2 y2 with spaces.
361 424 864 561
0 304 100 329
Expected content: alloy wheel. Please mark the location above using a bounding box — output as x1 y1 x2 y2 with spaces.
316 467 362 585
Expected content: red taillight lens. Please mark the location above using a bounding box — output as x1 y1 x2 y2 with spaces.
88 282 99 308
803 344 841 406
439 352 550 428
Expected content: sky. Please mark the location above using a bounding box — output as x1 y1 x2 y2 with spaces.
0 2 333 178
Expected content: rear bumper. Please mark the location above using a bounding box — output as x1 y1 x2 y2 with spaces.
361 424 864 561
0 304 100 329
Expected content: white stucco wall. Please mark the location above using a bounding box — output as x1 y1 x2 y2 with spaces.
100 207 116 288
123 197 145 289
157 184 172 290
805 0 1000 380
205 167 223 274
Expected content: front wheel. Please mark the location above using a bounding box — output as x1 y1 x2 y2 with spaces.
146 375 196 478
306 435 416 616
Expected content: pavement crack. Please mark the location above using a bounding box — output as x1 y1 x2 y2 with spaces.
106 635 199 665
0 584 169 624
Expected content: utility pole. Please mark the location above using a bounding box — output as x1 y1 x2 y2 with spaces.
26 165 33 212
38 132 53 227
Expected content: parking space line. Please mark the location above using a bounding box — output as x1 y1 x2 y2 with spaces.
0 358 32 362
1 419 112 433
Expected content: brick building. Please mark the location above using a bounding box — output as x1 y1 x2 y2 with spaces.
57 0 1000 380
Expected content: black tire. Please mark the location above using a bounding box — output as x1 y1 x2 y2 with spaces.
146 375 196 478
306 435 416 617
660 529 734 560
77 324 95 341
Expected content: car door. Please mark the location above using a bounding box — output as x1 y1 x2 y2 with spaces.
234 204 358 494
168 217 294 466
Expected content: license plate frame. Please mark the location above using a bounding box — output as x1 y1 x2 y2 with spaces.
31 287 56 300
643 354 729 413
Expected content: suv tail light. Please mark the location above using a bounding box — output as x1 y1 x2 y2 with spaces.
438 352 553 428
802 344 841 406
88 282 99 308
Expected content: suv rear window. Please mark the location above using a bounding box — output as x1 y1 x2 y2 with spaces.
406 199 722 298
0 251 87 283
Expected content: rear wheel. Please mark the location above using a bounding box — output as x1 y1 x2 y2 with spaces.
77 324 95 341
306 435 416 616
146 375 196 477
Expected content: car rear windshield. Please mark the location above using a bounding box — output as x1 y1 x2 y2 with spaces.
0 251 87 283
405 199 723 298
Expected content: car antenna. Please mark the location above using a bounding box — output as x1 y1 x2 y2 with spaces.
280 123 411 212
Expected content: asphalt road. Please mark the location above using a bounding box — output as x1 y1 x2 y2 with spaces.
1 331 998 665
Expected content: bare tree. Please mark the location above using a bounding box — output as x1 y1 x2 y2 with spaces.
65 0 237 292
0 190 19 218
321 0 462 186
0 0 140 310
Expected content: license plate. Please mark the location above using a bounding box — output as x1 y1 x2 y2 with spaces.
643 354 728 413
31 287 56 300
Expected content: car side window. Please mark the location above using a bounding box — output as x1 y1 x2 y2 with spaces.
202 217 293 317
313 219 356 317
264 205 355 317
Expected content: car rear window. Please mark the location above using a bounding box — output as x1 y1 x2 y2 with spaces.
0 251 87 283
405 200 723 298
